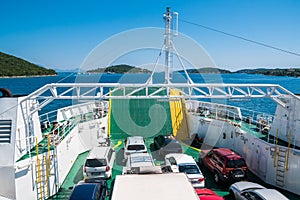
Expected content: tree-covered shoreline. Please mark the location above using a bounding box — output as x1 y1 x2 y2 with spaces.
0 52 57 77
1 51 299 78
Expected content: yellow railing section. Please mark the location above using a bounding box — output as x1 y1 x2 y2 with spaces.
35 135 52 200
108 92 112 138
169 89 183 137
35 137 43 200
45 135 51 197
169 89 190 141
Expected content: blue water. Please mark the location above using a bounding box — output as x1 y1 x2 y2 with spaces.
0 73 299 115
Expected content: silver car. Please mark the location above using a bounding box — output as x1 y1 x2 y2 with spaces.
122 153 159 174
83 146 115 179
229 181 288 200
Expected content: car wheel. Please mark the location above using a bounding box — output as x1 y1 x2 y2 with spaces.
229 190 235 200
214 172 220 183
198 158 203 166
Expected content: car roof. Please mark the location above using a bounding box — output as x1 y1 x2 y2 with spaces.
195 188 217 196
129 153 154 164
69 183 99 200
129 153 151 158
127 136 145 144
164 138 180 144
166 153 195 164
195 189 223 200
214 148 242 159
198 195 224 200
231 181 265 192
255 189 289 200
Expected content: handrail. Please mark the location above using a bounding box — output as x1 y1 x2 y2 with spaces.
274 129 279 167
35 137 43 200
286 131 291 171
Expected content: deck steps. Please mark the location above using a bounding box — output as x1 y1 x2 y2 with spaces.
275 148 287 187
36 156 48 200
35 139 59 200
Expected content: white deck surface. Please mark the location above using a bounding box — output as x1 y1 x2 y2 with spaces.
111 173 199 200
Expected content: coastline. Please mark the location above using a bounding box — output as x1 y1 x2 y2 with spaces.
0 74 58 79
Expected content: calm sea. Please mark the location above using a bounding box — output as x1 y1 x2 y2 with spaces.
0 72 299 116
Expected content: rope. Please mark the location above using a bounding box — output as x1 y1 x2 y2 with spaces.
179 19 300 57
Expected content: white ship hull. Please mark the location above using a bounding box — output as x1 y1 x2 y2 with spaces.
187 100 300 195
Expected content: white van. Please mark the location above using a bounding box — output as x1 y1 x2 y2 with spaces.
83 146 115 179
124 136 147 159
165 153 205 188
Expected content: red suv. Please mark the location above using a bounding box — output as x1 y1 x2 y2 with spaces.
199 148 248 183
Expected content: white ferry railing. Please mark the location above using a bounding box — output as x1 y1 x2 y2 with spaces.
20 83 300 115
18 83 300 148
186 102 277 143
39 110 58 128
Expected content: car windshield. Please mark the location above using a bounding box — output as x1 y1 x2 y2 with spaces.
127 145 145 151
85 159 107 167
179 165 200 174
226 159 246 168
165 142 181 149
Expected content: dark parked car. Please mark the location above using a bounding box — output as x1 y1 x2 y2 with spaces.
199 148 248 183
153 135 182 157
69 179 107 200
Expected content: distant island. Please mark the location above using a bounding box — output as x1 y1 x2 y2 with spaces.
86 65 300 77
178 67 231 74
86 64 151 74
235 68 300 77
1 51 299 78
0 52 57 77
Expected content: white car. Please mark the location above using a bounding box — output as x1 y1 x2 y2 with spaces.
123 153 157 174
83 146 115 179
165 153 205 188
124 136 147 159
229 181 289 200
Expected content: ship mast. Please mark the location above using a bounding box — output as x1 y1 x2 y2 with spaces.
164 7 176 84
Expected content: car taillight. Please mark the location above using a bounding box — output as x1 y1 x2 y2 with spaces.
125 152 130 155
225 170 231 176
198 177 205 182
106 166 110 171
83 166 86 172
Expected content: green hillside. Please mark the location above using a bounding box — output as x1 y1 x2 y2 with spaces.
235 68 300 77
178 67 231 74
87 64 151 74
0 52 57 77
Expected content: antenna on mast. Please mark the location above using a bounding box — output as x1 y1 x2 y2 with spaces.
163 7 178 84
147 7 193 85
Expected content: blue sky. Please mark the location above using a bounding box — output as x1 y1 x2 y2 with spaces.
1 0 299 71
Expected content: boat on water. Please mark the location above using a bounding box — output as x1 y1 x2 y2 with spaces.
1 7 300 200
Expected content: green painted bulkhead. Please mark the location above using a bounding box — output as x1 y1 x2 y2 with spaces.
109 88 173 139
